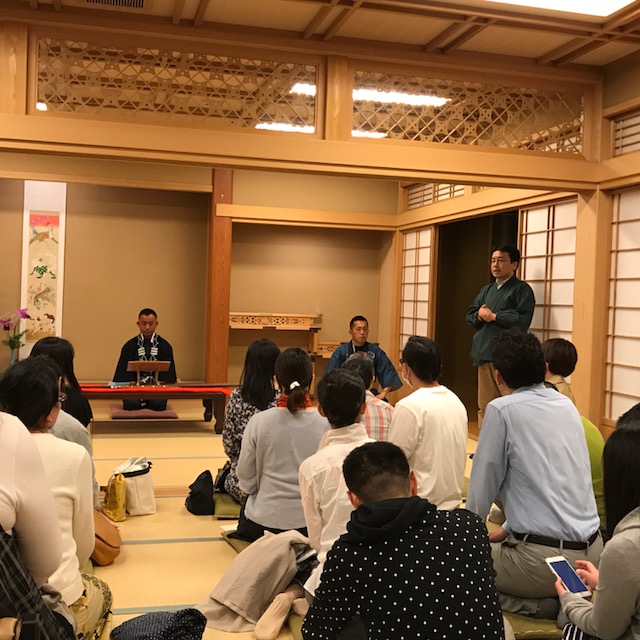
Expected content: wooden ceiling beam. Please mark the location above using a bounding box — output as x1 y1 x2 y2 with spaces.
53 0 62 11
193 0 211 28
549 39 610 65
28 0 39 9
322 0 363 41
441 20 494 53
303 0 341 39
172 0 186 25
537 34 604 65
423 17 476 53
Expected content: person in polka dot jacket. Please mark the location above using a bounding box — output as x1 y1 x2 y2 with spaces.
302 442 504 640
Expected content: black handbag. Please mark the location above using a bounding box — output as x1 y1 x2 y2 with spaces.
185 470 214 515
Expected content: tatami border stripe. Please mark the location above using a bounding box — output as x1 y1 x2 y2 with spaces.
122 537 224 545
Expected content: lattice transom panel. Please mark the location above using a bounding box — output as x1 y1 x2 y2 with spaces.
353 71 583 154
37 38 317 129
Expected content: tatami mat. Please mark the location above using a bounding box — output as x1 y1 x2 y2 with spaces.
89 406 477 640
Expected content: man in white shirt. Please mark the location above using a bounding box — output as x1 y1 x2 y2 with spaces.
388 336 468 510
299 369 373 596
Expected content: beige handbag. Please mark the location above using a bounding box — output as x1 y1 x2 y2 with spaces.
114 457 156 516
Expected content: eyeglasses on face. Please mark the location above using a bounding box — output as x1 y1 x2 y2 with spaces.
490 258 510 264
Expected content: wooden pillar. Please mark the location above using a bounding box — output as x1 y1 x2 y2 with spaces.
323 55 352 141
571 189 613 430
204 168 232 382
0 22 28 115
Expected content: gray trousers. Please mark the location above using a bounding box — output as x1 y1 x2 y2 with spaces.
492 533 603 616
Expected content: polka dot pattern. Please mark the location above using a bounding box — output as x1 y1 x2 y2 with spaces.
302 505 504 639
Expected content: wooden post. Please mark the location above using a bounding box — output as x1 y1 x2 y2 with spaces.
0 22 28 115
204 168 232 382
323 55 352 141
571 188 612 432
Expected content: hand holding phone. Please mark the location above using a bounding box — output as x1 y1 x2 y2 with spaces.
546 556 591 597
575 560 599 590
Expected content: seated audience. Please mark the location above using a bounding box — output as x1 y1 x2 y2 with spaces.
0 409 62 588
234 348 329 542
556 419 640 640
467 329 602 618
32 337 93 427
113 307 177 411
0 357 112 638
542 338 605 526
342 355 393 440
222 339 280 503
50 407 101 509
302 442 505 640
542 337 577 403
388 336 468 510
299 368 372 596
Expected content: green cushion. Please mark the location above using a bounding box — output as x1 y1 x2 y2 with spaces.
221 530 252 554
504 612 563 639
288 612 304 640
213 492 242 519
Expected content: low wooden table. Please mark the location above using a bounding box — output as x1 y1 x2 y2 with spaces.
80 384 234 433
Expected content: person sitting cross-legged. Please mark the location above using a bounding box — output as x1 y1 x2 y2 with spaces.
466 328 602 619
342 354 393 441
302 441 505 640
0 356 112 639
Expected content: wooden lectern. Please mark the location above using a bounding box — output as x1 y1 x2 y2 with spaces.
126 361 171 386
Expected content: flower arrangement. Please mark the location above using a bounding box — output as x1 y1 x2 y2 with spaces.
1 308 30 352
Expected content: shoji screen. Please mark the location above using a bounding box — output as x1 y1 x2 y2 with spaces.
606 190 640 423
519 200 577 342
400 227 433 349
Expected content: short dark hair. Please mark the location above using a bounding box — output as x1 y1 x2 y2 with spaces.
0 356 61 430
402 336 441 384
31 336 81 390
492 329 545 389
343 442 411 504
274 348 313 414
138 308 157 318
492 243 520 264
542 338 578 377
240 339 281 411
617 403 640 428
342 354 375 389
349 315 368 329
603 420 640 538
317 369 365 428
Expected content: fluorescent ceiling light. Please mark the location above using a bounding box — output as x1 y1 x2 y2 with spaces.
484 0 634 17
254 122 388 138
255 122 315 133
352 130 388 139
290 83 449 108
35 101 48 111
352 88 450 107
291 83 316 96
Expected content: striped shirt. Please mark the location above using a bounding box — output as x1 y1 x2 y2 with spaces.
362 391 394 441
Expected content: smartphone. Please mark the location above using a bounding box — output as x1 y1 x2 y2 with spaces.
545 556 590 597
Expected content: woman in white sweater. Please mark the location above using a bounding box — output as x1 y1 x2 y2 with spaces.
0 356 112 639
555 419 640 640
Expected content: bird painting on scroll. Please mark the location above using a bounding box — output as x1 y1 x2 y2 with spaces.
25 211 59 340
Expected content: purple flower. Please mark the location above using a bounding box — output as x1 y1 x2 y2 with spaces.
16 308 30 320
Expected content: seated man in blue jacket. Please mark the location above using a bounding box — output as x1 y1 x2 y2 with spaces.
325 316 401 400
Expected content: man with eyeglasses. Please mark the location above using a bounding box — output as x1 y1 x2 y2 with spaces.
466 243 535 430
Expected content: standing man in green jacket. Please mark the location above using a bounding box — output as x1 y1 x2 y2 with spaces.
466 244 535 429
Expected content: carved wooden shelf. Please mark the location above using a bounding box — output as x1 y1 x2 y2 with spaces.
229 312 321 331
315 342 340 359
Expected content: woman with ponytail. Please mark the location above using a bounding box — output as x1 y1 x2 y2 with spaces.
233 348 329 542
